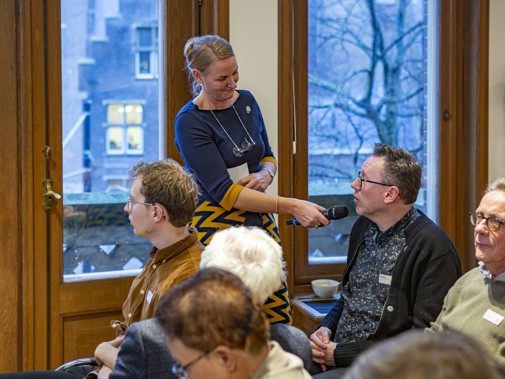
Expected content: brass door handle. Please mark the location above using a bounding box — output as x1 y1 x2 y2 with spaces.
43 178 61 212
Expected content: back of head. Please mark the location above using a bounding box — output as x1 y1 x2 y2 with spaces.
200 226 284 302
155 267 269 355
343 330 503 379
373 143 422 204
183 34 235 96
129 158 198 227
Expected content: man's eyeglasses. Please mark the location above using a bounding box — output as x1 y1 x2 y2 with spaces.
126 197 155 211
171 351 209 379
357 171 393 187
470 211 505 232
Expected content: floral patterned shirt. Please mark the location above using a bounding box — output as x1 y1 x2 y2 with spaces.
334 208 419 343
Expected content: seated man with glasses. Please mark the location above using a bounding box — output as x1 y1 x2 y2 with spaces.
429 177 505 367
0 159 203 379
155 267 312 379
310 143 462 378
82 159 204 378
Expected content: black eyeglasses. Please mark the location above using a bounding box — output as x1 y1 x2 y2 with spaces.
470 211 505 232
357 171 393 187
126 197 155 211
171 351 209 379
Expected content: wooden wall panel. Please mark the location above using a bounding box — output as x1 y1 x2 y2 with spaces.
61 312 123 365
0 0 21 372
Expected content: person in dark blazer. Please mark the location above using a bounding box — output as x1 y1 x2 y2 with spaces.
107 226 312 379
108 318 175 379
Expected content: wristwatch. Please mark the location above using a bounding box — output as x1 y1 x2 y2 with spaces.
261 167 275 181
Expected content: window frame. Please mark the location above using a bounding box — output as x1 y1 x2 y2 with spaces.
104 102 145 155
278 0 488 296
134 25 159 79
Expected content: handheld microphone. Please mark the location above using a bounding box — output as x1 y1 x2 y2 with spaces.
286 205 349 226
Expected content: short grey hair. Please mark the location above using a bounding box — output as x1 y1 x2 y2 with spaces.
485 177 505 194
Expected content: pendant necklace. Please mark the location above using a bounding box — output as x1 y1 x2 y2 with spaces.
210 105 256 158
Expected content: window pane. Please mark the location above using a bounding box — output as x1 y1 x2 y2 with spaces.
125 103 143 124
137 27 152 47
307 0 431 264
107 103 124 124
107 126 123 151
61 0 162 281
127 126 143 151
138 52 151 74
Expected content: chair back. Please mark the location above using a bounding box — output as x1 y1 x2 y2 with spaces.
270 324 313 372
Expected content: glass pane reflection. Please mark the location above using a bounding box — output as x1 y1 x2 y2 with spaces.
61 0 161 281
307 0 431 264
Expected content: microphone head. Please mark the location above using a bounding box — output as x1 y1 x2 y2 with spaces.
325 205 349 220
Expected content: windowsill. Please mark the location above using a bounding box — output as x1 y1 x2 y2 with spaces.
64 268 141 283
291 293 340 335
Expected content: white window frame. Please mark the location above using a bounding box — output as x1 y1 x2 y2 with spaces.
134 25 158 79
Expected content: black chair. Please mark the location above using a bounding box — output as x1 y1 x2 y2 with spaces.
54 357 97 372
269 323 313 372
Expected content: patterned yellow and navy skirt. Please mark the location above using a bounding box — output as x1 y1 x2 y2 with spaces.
191 201 292 325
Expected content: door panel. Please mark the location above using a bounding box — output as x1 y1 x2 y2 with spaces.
62 313 122 362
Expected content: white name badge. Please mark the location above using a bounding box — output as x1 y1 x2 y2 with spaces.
379 274 392 286
147 290 154 304
483 309 504 326
227 162 249 183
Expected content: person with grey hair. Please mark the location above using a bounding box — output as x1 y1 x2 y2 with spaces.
175 34 329 325
429 177 505 368
200 226 285 303
105 227 311 379
200 226 313 371
342 330 503 379
155 267 312 379
310 143 462 377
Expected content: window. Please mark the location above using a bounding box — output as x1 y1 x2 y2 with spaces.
278 0 488 291
106 103 144 155
61 0 161 281
134 26 159 79
307 0 429 264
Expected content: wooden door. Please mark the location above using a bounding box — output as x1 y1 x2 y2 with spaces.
19 0 225 370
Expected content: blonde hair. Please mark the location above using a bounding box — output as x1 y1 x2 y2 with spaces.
200 227 285 303
183 34 235 96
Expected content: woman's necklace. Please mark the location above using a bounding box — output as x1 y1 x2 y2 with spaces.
210 105 256 158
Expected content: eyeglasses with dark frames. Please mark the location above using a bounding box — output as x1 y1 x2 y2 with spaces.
470 211 505 232
126 197 155 211
357 171 393 187
171 351 209 379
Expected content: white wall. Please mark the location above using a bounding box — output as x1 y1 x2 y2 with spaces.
230 0 278 195
489 0 505 181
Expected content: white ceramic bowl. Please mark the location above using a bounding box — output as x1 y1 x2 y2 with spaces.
311 279 340 298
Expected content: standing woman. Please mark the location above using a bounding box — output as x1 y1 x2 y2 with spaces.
175 35 328 325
